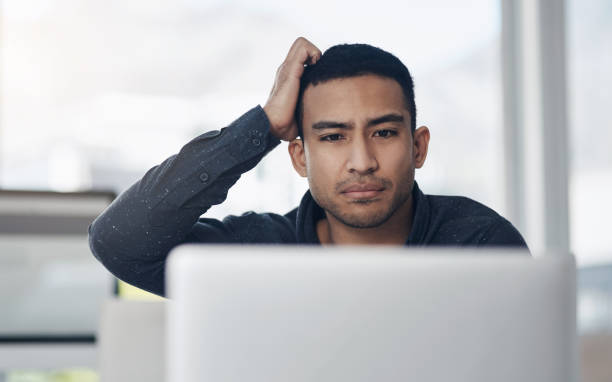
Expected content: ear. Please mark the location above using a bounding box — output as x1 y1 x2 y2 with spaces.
413 126 430 169
288 138 308 177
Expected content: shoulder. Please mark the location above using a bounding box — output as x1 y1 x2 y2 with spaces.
427 193 495 217
425 194 528 248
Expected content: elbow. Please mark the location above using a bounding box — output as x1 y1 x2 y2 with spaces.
88 216 167 297
88 218 135 289
88 218 108 265
88 215 120 270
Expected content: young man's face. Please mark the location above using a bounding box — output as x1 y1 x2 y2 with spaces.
290 74 427 228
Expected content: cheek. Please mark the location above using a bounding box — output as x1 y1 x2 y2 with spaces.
377 143 412 169
304 144 343 178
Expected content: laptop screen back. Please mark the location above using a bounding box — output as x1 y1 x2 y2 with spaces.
167 245 576 382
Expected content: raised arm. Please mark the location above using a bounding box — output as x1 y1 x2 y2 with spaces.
88 37 322 296
88 106 279 295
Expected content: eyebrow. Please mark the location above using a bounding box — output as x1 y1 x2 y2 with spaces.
311 113 405 131
311 121 352 130
366 113 404 127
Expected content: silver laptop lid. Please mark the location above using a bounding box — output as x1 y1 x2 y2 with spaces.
167 245 576 382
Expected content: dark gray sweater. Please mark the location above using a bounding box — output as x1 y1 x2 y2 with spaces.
88 106 528 297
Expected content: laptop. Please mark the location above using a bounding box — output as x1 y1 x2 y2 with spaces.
166 245 577 382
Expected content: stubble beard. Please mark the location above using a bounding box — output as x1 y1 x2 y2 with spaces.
311 175 414 229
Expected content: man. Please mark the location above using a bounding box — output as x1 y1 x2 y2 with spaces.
89 37 528 297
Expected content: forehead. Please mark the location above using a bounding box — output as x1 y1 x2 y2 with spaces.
301 74 408 124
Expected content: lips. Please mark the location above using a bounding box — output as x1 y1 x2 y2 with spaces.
341 183 385 199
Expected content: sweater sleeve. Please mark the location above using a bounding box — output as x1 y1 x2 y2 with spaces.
88 106 281 296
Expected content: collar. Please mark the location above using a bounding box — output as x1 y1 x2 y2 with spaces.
295 181 431 245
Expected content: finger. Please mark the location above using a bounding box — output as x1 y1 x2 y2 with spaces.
278 49 315 81
291 47 321 71
286 37 311 59
306 49 321 65
287 37 321 65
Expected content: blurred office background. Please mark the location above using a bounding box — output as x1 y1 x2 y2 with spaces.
0 0 610 381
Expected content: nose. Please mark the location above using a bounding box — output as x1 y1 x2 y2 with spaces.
346 136 379 175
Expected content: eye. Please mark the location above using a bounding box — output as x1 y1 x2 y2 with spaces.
373 129 398 138
320 134 344 142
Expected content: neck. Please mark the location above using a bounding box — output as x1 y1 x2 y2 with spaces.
316 195 414 245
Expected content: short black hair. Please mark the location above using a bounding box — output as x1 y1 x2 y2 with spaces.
295 43 416 137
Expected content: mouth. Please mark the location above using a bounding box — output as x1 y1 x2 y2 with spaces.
340 184 386 200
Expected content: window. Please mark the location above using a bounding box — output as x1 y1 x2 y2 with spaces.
0 0 504 221
567 0 612 266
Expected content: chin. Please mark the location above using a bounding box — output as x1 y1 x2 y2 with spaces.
311 185 408 229
333 208 395 229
